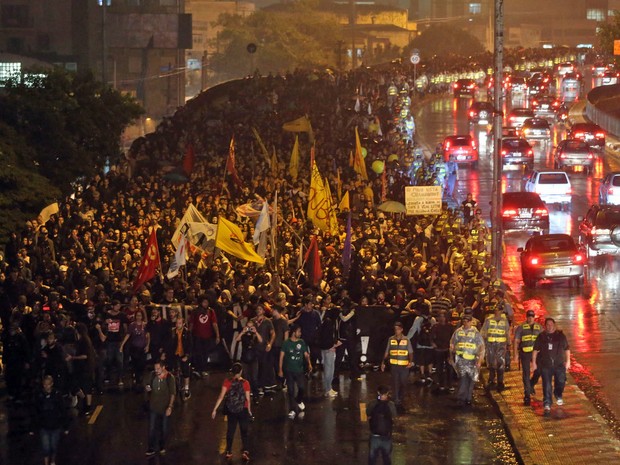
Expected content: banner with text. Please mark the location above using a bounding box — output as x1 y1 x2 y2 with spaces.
404 186 442 215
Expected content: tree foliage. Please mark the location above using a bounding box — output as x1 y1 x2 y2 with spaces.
406 24 484 58
0 68 143 193
210 0 344 79
597 11 620 60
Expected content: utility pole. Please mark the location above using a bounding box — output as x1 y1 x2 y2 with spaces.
491 0 504 275
349 0 357 69
101 0 107 84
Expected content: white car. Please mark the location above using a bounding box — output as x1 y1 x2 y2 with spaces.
599 172 620 205
524 170 572 211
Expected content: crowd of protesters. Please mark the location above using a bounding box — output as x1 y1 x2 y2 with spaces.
0 47 577 462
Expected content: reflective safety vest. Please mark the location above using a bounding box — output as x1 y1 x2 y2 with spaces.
486 318 509 343
455 328 480 360
388 85 398 96
519 322 542 352
388 337 410 366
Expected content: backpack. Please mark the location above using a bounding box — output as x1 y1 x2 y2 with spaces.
417 316 433 347
369 401 393 437
318 317 336 350
225 379 246 414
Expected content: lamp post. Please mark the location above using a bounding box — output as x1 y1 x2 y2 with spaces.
491 0 504 275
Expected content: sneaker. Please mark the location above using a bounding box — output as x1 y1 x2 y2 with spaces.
288 410 297 419
523 398 531 406
497 383 505 392
258 388 264 397
242 450 250 462
201 371 209 377
298 401 305 411
327 389 338 398
426 377 434 385
486 382 497 390
182 389 191 400
159 449 166 456
118 381 124 388
70 395 79 408
544 405 551 413
145 450 156 457
297 411 305 419
556 398 564 406
84 406 93 416
265 384 278 391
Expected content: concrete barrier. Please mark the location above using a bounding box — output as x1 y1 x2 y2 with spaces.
585 84 620 137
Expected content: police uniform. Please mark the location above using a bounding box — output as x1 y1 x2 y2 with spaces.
450 320 484 404
383 331 413 406
481 314 510 390
514 313 542 404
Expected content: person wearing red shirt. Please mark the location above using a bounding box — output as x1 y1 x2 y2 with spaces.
190 296 221 377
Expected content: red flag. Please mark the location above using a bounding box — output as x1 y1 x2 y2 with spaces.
303 236 322 287
182 144 195 176
227 137 243 188
133 228 161 293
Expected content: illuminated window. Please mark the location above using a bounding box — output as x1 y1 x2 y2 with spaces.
0 62 21 87
469 3 482 14
97 0 112 6
586 8 605 21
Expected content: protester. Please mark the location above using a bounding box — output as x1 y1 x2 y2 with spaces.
513 310 542 406
144 361 176 456
381 321 413 411
279 324 312 419
366 385 397 465
30 375 69 465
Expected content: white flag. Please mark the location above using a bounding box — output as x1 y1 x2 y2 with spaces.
367 102 372 115
253 200 271 245
172 204 208 249
354 97 361 113
167 235 188 279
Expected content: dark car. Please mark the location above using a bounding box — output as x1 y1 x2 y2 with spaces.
501 137 534 169
522 118 551 142
578 204 620 258
468 101 495 125
568 122 605 150
502 192 549 234
530 95 561 118
453 79 477 97
553 139 594 174
518 234 585 287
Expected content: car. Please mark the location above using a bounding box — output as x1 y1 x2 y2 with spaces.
468 101 495 125
599 172 620 205
557 62 575 77
578 204 620 257
601 70 619 86
501 137 534 169
522 118 551 142
553 139 594 174
518 234 585 287
502 191 549 234
530 95 561 118
510 76 528 96
524 170 571 210
441 135 479 167
453 79 477 97
507 108 535 128
568 122 605 150
592 61 608 77
502 126 521 138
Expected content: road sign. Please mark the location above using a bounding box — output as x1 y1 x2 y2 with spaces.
404 186 442 215
614 40 620 56
410 53 420 65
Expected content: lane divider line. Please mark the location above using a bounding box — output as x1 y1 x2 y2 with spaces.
360 402 367 422
88 405 103 425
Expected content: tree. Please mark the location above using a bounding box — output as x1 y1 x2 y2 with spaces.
210 0 344 80
406 24 484 58
0 68 143 193
597 11 620 61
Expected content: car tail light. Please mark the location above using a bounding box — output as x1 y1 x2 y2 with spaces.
596 132 605 138
534 208 548 216
532 101 539 107
560 153 566 158
453 83 459 89
523 128 530 134
471 140 477 150
501 149 507 156
445 141 450 149
574 131 585 138
527 149 533 156
592 227 610 235
609 188 615 195
567 188 572 194
510 116 516 122
502 209 518 217
587 152 594 159
573 253 584 264
530 257 540 266
469 110 476 117
467 84 475 89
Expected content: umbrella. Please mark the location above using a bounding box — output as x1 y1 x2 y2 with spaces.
377 201 406 213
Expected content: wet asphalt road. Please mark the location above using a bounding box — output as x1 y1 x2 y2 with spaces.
0 371 518 465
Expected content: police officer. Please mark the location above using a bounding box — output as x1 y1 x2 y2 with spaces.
481 305 510 392
513 310 542 406
450 314 485 407
381 321 413 411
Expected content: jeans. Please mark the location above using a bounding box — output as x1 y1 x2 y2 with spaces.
321 349 336 392
226 410 250 453
457 372 476 403
128 345 147 385
390 366 409 405
148 410 170 451
242 360 259 396
519 352 539 399
192 337 216 372
434 350 451 388
104 342 124 382
40 428 61 457
257 349 276 388
285 371 306 413
334 339 360 384
368 435 392 465
541 364 566 407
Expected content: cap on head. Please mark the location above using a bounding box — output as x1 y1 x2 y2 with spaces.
526 310 535 317
394 321 404 328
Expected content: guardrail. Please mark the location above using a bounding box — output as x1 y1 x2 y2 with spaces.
585 83 620 138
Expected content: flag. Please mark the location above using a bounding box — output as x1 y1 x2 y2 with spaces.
308 159 338 234
354 97 361 113
336 168 342 201
289 135 300 181
171 204 216 252
381 164 387 202
342 212 352 275
226 137 243 188
271 146 278 177
349 150 354 168
133 228 161 293
182 144 195 177
253 200 270 245
38 202 59 225
215 216 265 264
271 191 278 260
368 102 372 115
354 126 368 180
338 191 350 212
283 115 313 142
167 234 188 279
251 127 271 164
304 236 322 287
236 200 271 219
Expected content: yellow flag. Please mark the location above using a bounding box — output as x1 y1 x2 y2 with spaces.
271 146 278 177
283 115 311 133
354 127 368 180
215 216 265 264
251 127 270 163
308 160 338 234
338 191 350 212
289 135 300 181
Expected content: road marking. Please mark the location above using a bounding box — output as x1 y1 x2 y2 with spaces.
360 402 367 422
88 405 103 425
